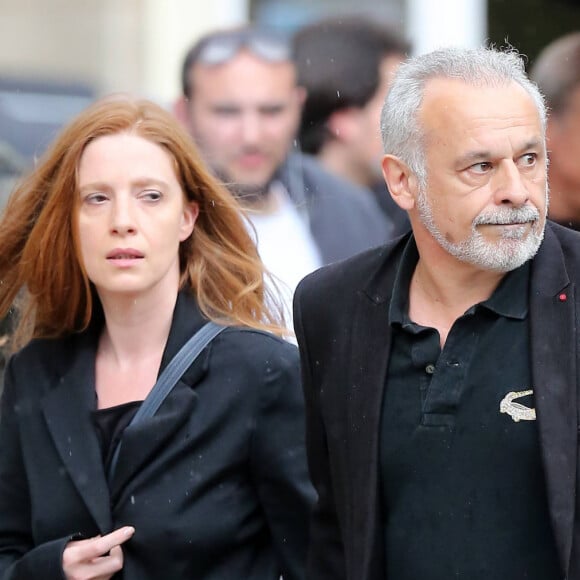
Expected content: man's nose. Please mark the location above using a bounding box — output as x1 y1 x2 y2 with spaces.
240 113 262 144
493 161 529 206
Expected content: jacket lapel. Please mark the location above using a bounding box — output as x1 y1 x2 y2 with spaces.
42 332 112 533
530 226 577 575
347 244 403 579
109 374 203 504
348 294 391 578
108 291 209 503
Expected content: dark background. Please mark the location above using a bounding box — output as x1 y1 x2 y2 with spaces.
488 0 580 68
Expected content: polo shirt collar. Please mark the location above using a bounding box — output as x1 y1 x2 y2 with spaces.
478 260 529 320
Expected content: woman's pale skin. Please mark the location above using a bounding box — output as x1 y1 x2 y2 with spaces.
61 132 198 580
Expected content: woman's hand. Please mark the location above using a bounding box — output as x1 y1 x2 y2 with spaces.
62 526 135 580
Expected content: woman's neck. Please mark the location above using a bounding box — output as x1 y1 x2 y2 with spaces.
97 286 179 368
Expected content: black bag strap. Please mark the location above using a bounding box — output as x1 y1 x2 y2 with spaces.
107 321 226 483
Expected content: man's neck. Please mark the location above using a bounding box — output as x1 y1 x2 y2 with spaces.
236 183 283 215
408 238 506 346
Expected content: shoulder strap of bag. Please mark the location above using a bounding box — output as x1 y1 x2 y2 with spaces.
107 321 226 483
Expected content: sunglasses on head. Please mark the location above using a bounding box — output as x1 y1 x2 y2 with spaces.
196 29 292 65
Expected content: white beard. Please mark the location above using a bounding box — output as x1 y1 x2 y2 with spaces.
416 185 548 272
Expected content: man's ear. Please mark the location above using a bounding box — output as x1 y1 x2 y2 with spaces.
291 86 308 130
173 96 192 130
326 108 360 142
382 154 419 211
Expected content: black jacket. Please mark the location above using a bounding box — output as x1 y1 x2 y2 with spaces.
0 291 314 579
294 222 580 580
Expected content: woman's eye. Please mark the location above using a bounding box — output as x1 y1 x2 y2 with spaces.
84 192 108 204
141 190 162 201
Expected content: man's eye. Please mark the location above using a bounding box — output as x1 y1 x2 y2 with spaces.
212 107 238 117
260 106 284 116
470 162 492 174
519 153 537 167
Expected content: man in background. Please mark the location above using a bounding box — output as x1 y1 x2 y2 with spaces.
175 27 395 323
531 31 580 230
293 16 410 236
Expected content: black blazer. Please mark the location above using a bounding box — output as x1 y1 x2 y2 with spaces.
294 222 580 580
0 291 314 579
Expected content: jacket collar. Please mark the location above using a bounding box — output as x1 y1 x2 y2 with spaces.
109 290 210 500
346 239 407 578
158 289 208 374
275 153 308 209
42 289 211 532
42 328 112 533
529 224 576 576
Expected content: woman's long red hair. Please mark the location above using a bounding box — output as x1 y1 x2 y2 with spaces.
0 97 285 347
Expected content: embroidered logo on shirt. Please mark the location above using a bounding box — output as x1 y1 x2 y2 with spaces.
499 390 536 422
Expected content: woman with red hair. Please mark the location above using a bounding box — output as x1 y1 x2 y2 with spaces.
0 96 312 580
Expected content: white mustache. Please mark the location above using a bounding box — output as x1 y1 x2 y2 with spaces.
473 206 540 226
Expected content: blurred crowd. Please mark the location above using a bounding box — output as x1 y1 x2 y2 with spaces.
1 20 579 374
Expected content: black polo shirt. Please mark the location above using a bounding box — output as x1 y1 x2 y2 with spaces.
380 239 561 579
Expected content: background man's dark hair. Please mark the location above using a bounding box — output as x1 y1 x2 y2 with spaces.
293 16 410 154
530 31 580 114
181 37 207 99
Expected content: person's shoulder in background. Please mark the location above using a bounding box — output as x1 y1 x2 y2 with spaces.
279 153 399 263
0 140 26 209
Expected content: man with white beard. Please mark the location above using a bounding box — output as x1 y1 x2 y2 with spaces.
294 46 580 580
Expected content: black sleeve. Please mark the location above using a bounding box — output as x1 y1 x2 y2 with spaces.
0 357 70 580
250 340 316 580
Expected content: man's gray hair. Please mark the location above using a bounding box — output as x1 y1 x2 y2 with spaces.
380 46 547 187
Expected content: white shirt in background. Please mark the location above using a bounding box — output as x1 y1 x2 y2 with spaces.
246 182 322 335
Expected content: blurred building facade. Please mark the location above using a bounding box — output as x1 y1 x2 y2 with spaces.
1 0 578 102
0 0 248 103
0 0 577 162
0 0 487 105
0 0 248 161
